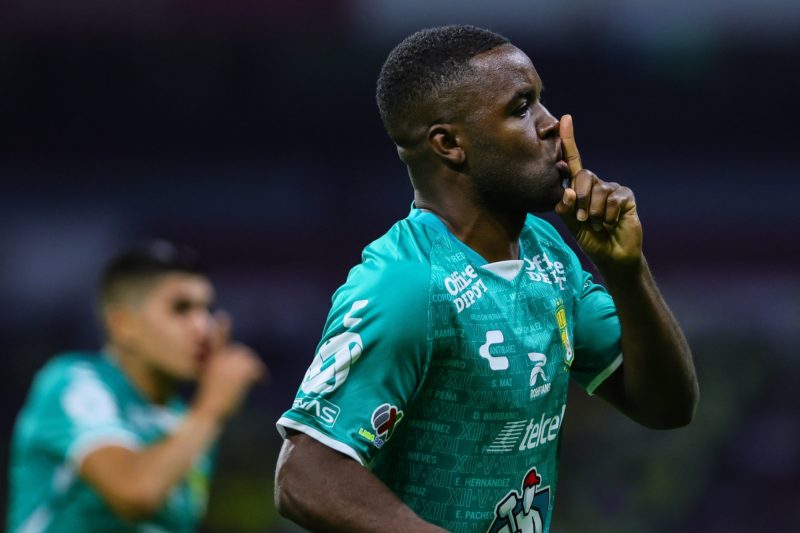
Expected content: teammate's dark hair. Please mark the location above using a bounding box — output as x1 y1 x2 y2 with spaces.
99 240 204 307
376 25 509 142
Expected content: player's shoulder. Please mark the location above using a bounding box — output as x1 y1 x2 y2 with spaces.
35 351 108 381
363 216 437 265
325 216 436 333
14 353 123 435
345 217 435 295
29 352 113 399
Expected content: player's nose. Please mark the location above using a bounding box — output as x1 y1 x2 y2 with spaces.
190 310 213 339
536 104 559 140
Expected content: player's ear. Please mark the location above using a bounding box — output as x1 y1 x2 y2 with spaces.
427 123 465 166
104 304 137 345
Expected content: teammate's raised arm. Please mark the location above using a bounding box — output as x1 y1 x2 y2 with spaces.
8 241 264 531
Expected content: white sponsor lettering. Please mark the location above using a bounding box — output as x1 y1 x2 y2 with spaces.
518 405 566 451
293 397 340 427
443 266 489 313
444 265 478 295
485 405 566 453
524 252 567 290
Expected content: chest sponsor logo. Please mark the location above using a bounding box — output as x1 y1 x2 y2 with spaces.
444 265 489 313
523 252 567 291
300 300 368 397
487 468 551 533
485 405 566 454
292 397 341 428
480 330 509 371
527 353 551 399
478 333 552 400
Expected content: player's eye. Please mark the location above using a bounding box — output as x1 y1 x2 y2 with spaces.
514 100 531 117
172 299 192 315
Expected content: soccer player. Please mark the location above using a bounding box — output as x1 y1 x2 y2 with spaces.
7 240 264 532
274 25 699 533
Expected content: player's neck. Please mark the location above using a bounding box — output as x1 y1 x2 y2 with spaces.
107 345 175 405
415 190 524 263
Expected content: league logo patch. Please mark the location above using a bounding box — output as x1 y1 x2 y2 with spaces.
487 467 550 533
358 403 404 449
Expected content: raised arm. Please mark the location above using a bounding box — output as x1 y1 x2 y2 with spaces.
555 114 699 428
81 343 263 520
275 430 447 533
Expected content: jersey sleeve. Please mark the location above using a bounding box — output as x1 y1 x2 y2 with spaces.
24 359 141 468
569 268 623 395
277 260 430 466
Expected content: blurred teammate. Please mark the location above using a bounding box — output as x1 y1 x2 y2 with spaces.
8 240 264 532
274 25 699 532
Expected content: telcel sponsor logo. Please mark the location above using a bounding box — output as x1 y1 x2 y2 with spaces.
519 405 566 451
293 397 340 428
485 405 566 454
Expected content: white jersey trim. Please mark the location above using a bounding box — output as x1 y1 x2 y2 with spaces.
277 417 365 466
15 504 51 533
480 259 524 281
586 353 623 396
66 428 142 469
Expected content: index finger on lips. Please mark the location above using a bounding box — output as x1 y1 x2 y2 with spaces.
560 114 583 179
211 310 232 353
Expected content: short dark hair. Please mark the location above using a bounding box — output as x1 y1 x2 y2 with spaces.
99 240 204 308
376 25 509 142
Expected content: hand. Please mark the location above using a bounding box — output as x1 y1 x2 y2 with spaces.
193 311 266 421
554 114 643 267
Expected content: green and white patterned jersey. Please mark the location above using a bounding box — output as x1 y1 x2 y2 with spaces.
8 353 211 533
278 208 622 533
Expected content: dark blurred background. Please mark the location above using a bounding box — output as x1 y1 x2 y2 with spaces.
1 1 798 531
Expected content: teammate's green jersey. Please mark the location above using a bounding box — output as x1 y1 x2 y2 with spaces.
8 352 211 533
278 208 622 533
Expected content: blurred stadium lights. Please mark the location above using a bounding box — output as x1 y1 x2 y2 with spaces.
1 0 799 42
351 0 800 43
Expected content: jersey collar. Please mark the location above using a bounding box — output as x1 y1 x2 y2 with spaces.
407 205 523 267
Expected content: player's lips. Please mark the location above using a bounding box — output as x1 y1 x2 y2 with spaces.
195 344 211 364
556 161 571 189
553 141 571 187
554 141 564 164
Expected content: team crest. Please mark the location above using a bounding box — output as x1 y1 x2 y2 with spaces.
487 468 551 533
554 301 574 367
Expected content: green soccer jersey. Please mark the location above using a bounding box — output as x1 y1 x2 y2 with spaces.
8 352 212 533
278 208 622 533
